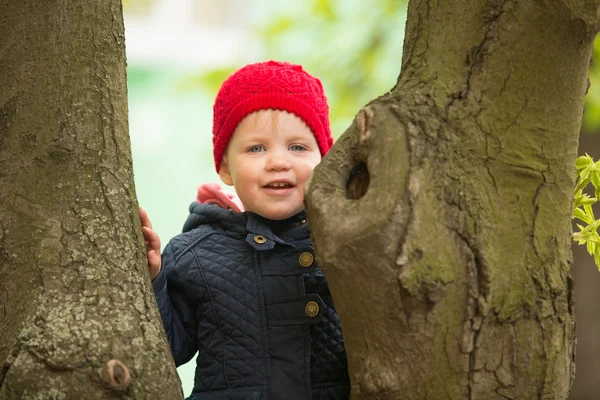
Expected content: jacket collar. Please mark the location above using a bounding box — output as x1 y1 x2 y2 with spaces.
183 203 309 246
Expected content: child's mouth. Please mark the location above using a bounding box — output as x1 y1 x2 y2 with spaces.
263 182 296 194
265 182 294 189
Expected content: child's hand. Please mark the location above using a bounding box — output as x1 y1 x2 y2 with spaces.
139 206 161 280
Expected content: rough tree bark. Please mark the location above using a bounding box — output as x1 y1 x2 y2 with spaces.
0 1 183 399
306 1 599 399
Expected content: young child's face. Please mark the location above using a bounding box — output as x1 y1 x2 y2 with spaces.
219 109 322 220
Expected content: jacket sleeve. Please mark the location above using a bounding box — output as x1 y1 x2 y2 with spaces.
152 241 198 366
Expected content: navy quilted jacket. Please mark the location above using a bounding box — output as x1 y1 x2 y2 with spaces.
152 203 350 400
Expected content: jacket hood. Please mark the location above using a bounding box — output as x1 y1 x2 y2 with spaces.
183 202 248 234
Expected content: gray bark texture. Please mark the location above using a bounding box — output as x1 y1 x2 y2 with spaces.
0 1 183 399
306 1 599 399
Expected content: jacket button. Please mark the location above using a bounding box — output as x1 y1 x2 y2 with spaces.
305 301 319 317
253 235 267 244
299 252 314 267
300 219 307 225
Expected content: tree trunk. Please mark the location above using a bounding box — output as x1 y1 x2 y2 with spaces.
306 1 598 399
0 1 183 398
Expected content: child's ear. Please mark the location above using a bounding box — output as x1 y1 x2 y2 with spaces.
218 157 234 186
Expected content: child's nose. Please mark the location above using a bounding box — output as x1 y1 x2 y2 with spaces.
266 150 291 171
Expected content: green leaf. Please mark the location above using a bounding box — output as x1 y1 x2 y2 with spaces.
595 245 600 270
577 155 593 172
581 166 593 181
577 224 596 240
584 204 596 221
587 240 596 256
579 195 598 206
574 233 586 245
592 170 600 189
573 207 590 223
575 177 591 194
576 224 589 236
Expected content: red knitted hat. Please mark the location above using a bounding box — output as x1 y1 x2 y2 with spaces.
212 60 333 172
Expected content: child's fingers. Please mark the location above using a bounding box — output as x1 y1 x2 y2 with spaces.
147 250 161 279
141 225 152 241
148 250 160 267
142 226 161 251
139 206 153 229
139 207 161 279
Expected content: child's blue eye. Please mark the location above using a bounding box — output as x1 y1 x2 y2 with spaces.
248 145 264 153
289 145 305 152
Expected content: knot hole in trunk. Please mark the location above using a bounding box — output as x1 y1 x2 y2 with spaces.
346 161 370 200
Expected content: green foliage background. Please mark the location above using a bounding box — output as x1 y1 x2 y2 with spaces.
584 36 600 132
188 0 600 135
187 0 407 138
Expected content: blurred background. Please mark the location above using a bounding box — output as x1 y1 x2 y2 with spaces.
121 1 600 397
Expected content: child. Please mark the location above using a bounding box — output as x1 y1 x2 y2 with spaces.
140 61 350 400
